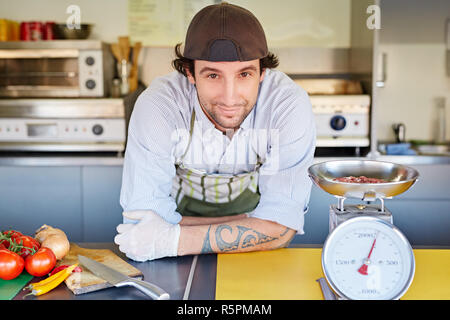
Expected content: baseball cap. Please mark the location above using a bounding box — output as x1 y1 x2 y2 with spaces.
183 2 268 62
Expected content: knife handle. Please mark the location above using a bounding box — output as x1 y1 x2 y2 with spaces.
316 278 337 300
117 278 170 300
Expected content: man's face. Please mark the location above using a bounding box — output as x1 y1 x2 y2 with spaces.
186 59 265 131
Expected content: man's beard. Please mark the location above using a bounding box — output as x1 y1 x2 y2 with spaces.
200 100 252 130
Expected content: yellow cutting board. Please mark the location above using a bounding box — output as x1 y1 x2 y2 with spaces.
216 248 324 300
402 249 450 300
216 248 450 300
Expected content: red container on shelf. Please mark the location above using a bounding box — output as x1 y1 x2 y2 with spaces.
42 21 55 40
20 22 31 40
29 21 42 41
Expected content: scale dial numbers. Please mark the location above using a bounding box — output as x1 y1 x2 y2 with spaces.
322 217 415 300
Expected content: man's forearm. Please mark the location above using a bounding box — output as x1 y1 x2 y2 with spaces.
179 213 247 226
177 217 296 256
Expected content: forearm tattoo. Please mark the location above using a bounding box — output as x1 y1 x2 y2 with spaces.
200 224 291 254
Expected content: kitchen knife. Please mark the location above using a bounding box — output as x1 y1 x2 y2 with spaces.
78 255 170 300
316 278 337 300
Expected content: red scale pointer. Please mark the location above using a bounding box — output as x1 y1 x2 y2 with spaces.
358 233 378 276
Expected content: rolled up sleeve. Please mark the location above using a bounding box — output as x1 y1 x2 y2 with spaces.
251 89 316 233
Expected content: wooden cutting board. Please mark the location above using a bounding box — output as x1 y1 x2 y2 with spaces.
59 243 143 295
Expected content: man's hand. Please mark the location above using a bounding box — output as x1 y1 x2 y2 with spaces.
114 210 180 261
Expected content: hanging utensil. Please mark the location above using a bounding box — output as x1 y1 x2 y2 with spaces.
118 36 130 62
117 36 130 95
110 43 122 62
129 41 142 92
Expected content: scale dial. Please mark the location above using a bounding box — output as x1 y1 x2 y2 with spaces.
322 216 415 300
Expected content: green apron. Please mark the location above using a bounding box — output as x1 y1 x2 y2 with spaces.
171 109 262 217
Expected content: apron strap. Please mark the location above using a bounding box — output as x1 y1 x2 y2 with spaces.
179 109 196 163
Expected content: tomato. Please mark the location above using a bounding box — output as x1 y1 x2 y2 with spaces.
25 247 56 277
0 248 25 280
15 235 40 259
0 230 22 249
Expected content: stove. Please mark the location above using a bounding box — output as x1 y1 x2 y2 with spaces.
310 95 370 148
0 98 126 152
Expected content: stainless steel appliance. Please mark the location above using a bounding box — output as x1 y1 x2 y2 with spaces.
0 98 126 152
0 40 114 97
308 160 418 231
309 95 370 148
293 79 371 148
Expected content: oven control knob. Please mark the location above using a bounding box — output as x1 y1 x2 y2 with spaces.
85 79 96 90
85 56 95 66
330 115 346 131
92 124 103 135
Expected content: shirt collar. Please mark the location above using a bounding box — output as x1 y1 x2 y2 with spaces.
239 105 255 130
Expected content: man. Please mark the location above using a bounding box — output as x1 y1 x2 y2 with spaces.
115 2 316 261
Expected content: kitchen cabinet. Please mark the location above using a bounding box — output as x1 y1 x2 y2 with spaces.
0 166 83 241
0 164 123 242
82 166 123 242
0 157 449 245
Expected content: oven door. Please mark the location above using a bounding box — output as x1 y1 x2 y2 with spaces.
0 48 83 97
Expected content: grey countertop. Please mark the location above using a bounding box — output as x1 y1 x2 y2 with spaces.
0 153 449 166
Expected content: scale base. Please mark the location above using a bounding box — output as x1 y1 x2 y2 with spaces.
329 204 393 233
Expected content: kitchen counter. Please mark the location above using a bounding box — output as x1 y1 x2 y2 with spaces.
13 240 321 300
12 240 450 300
0 152 449 166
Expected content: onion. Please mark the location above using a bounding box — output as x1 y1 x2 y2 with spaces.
34 225 70 260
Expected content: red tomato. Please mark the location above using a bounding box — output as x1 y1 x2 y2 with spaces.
0 230 22 249
15 235 40 259
25 247 56 277
0 248 25 280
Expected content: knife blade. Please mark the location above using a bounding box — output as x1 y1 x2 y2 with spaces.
78 255 170 300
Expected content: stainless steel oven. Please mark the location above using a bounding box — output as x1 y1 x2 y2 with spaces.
0 98 126 152
294 79 371 148
0 40 114 98
310 95 370 148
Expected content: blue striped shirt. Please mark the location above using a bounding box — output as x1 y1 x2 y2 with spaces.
120 68 316 233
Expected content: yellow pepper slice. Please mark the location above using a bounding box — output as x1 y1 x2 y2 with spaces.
24 264 79 296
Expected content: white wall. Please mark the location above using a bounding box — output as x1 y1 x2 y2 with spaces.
376 0 450 142
0 0 129 42
2 0 448 143
0 0 353 97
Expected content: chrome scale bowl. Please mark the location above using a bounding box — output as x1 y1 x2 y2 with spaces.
308 160 419 200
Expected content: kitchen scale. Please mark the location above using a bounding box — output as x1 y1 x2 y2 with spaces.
308 160 420 300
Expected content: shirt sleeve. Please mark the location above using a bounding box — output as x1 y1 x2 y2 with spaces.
119 86 183 225
251 88 316 233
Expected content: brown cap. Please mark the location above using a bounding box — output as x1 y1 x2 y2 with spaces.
183 2 268 62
